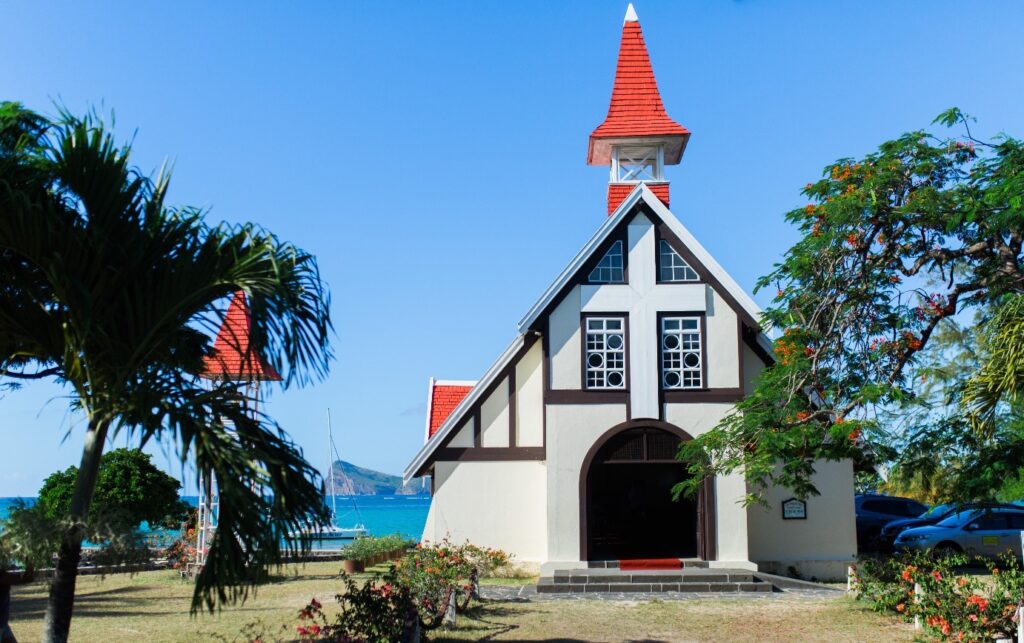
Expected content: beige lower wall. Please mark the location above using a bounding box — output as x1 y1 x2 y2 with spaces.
545 403 627 563
746 459 857 581
424 460 547 562
662 402 751 563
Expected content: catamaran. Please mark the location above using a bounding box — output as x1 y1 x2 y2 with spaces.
289 410 367 540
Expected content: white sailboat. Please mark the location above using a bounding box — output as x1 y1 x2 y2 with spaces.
290 409 368 541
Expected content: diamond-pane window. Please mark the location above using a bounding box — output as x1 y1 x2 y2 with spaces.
588 240 624 283
585 317 626 390
659 241 699 282
661 316 702 389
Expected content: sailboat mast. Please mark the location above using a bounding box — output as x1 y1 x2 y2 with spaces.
327 408 337 518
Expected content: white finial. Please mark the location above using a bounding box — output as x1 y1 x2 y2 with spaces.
624 3 639 23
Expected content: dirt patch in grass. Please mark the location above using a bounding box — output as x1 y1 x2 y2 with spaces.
8 565 912 642
433 595 915 642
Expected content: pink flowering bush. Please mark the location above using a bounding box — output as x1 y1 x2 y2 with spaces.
393 539 510 629
853 550 1024 641
291 570 416 642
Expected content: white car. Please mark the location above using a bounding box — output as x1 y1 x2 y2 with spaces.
893 508 1024 560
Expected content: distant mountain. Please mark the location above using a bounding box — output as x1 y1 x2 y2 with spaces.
326 460 429 496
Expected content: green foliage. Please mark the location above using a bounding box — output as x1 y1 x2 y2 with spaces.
296 573 415 642
853 550 1024 640
0 501 62 568
392 539 510 629
342 533 413 563
678 110 1024 503
36 448 188 531
0 100 334 624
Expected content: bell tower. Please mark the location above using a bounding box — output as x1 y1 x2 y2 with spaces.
588 4 690 214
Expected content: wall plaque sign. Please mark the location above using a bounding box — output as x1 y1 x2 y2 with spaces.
782 498 807 520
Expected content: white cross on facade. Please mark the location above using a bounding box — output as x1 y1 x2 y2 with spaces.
580 213 706 418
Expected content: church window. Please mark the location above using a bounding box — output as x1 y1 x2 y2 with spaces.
659 240 699 282
588 240 625 283
661 317 702 389
585 317 626 389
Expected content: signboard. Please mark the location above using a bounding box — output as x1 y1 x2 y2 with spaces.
782 498 807 520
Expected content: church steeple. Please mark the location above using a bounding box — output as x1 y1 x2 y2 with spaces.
588 4 690 214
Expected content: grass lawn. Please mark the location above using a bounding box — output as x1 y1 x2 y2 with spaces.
8 563 914 642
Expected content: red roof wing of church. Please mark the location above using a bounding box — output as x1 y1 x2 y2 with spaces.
426 381 475 440
202 290 282 381
588 9 689 159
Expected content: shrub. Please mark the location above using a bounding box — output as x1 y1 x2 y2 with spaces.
853 550 1024 640
291 569 416 642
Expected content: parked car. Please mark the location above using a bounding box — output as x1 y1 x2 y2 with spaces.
855 494 929 552
893 507 1024 560
879 502 1018 551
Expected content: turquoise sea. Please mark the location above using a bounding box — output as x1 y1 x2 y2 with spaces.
0 494 431 549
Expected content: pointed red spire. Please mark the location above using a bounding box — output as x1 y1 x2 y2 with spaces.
201 290 282 381
587 5 690 166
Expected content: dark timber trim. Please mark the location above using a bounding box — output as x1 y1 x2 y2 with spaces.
546 389 630 405
508 367 517 447
435 447 545 462
578 419 716 562
417 333 543 476
662 389 745 404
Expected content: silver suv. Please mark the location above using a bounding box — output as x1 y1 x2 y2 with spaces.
893 507 1024 560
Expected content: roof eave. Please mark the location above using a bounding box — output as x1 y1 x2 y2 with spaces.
403 335 526 483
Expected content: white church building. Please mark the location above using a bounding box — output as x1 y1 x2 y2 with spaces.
405 5 856 580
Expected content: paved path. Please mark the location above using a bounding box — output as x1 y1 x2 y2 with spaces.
480 584 844 602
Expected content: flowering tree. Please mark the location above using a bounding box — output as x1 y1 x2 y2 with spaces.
677 110 1024 503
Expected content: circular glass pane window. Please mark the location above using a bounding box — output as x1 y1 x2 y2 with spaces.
607 372 623 387
664 371 681 387
607 334 623 350
663 334 680 350
684 353 701 368
588 353 604 368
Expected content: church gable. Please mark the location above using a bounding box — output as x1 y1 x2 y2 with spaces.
538 190 767 418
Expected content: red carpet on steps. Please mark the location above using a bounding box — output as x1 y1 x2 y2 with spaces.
618 559 682 571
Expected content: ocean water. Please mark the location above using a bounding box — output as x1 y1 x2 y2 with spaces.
0 494 431 548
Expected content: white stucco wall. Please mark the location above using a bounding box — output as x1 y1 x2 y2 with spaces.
746 459 857 580
515 340 544 447
545 403 627 564
448 417 475 448
548 285 582 390
423 460 547 562
706 291 739 389
480 376 510 447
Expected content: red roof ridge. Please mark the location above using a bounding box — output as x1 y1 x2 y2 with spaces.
201 290 282 381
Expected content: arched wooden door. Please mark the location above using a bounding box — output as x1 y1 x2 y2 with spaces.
580 422 715 561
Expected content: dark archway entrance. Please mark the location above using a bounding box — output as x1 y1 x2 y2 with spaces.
580 422 714 561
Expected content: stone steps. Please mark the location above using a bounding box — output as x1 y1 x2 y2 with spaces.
537 568 774 594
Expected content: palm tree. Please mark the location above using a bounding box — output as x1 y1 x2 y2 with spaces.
962 295 1024 436
0 103 333 643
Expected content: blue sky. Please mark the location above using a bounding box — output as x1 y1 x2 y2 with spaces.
1 1 1022 495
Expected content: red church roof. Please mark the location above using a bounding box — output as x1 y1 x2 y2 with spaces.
201 290 282 381
587 5 690 165
425 379 475 441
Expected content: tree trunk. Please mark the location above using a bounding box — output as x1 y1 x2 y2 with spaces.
41 416 109 643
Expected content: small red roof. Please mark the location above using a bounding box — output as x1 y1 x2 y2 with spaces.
201 290 282 381
588 5 690 165
426 380 475 441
